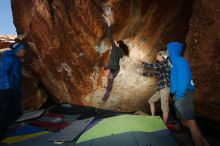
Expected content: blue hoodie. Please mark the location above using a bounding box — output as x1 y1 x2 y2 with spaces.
0 50 21 92
167 42 195 100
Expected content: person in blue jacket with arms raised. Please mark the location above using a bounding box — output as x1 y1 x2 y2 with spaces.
167 42 209 146
0 42 26 138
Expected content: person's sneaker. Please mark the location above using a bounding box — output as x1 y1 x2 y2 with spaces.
98 96 109 104
167 124 176 132
98 99 107 104
167 123 182 132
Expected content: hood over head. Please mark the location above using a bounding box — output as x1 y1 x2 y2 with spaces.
167 42 183 62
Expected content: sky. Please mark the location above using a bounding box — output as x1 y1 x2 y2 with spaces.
0 0 17 35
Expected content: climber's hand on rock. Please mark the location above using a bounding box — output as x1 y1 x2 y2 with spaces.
132 58 143 65
103 14 113 25
137 68 144 74
104 6 112 17
103 14 109 22
17 32 27 40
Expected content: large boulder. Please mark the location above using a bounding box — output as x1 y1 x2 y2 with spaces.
11 0 194 112
12 0 220 123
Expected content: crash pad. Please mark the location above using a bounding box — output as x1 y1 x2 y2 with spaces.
77 115 167 143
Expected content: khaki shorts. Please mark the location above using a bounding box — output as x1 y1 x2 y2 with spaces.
148 87 170 113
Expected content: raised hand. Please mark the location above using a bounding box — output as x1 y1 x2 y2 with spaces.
132 58 143 65
103 14 113 26
136 68 144 74
102 4 114 26
104 5 112 17
17 32 28 40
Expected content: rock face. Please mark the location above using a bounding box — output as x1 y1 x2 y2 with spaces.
0 36 48 110
11 0 196 112
185 0 220 123
11 0 220 122
21 67 48 110
11 0 194 112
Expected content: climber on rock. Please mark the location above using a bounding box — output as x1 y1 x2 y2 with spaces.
99 7 129 103
134 50 171 124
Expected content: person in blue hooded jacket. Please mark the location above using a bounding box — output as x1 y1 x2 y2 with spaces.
167 42 209 146
0 43 25 138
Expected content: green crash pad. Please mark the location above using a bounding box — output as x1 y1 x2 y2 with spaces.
77 115 167 143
